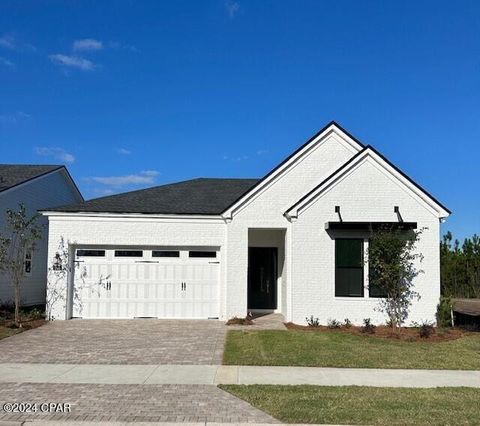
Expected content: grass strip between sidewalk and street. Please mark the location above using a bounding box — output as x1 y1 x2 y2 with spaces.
220 384 480 425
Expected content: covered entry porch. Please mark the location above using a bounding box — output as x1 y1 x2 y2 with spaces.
247 228 286 315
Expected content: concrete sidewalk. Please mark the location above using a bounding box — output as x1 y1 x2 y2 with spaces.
1 363 479 388
0 422 347 426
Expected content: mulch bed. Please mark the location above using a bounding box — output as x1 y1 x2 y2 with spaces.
1 318 46 330
226 317 254 326
285 322 471 342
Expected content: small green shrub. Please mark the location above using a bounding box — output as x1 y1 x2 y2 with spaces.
22 308 44 321
361 318 376 334
306 315 320 327
418 320 435 338
436 296 453 328
343 318 352 328
327 318 341 329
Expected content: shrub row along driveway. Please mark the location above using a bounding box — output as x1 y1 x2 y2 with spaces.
0 319 225 364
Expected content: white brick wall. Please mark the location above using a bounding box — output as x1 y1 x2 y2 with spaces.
0 169 81 306
291 158 441 325
225 131 359 319
45 215 226 319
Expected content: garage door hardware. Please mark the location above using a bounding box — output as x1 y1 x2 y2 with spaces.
181 282 187 291
134 260 160 263
106 281 112 291
208 261 220 264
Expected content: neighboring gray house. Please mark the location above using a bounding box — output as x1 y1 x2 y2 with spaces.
43 122 450 325
0 165 83 306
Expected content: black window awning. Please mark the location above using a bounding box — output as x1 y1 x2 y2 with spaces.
325 221 417 231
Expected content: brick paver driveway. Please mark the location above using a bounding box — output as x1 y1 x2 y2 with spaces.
0 319 225 364
0 383 277 423
0 320 278 423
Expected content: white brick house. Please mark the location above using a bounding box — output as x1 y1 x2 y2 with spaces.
42 122 450 324
0 165 83 306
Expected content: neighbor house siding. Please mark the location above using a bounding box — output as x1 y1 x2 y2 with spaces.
46 215 226 319
0 170 81 306
291 159 441 325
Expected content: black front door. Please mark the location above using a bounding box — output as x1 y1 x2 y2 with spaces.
248 247 277 310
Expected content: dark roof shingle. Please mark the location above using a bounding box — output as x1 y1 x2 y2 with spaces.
48 178 259 215
0 164 62 192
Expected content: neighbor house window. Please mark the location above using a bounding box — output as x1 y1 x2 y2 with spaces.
77 249 106 257
152 250 180 258
24 249 32 275
189 251 216 258
53 252 62 271
335 239 364 297
114 250 143 257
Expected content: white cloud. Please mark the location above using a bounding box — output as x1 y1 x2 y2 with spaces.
73 38 103 51
0 35 35 52
35 147 75 163
225 0 240 18
0 35 15 50
0 111 30 125
141 170 159 177
94 188 115 196
108 41 138 52
256 149 269 155
117 148 131 155
90 170 160 187
49 54 95 71
223 154 249 162
0 57 14 67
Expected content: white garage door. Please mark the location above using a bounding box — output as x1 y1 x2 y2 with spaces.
72 248 220 319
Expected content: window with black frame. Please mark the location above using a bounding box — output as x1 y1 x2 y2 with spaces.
335 239 364 297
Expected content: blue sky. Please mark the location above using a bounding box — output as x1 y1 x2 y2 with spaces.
0 1 478 241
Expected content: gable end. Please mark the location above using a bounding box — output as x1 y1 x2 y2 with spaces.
285 146 450 220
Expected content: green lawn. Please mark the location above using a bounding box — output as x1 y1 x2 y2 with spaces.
220 385 480 425
224 330 480 369
0 325 20 340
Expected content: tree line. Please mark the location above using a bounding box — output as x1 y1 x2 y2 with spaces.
441 232 480 298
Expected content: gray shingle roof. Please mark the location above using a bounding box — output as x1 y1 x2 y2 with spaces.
49 178 260 215
0 164 62 192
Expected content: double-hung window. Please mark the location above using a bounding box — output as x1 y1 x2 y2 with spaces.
24 249 32 275
335 239 364 297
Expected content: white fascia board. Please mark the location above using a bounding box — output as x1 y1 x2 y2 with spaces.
222 123 364 219
41 211 226 223
286 148 450 220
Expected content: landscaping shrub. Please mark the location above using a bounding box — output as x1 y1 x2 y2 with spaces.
306 315 320 327
327 318 341 329
418 321 435 338
343 318 352 328
361 318 376 334
22 308 44 321
436 296 454 328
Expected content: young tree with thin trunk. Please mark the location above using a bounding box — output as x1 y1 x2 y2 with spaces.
367 226 424 331
0 203 43 327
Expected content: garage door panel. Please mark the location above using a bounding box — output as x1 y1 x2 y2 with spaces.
73 248 219 319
